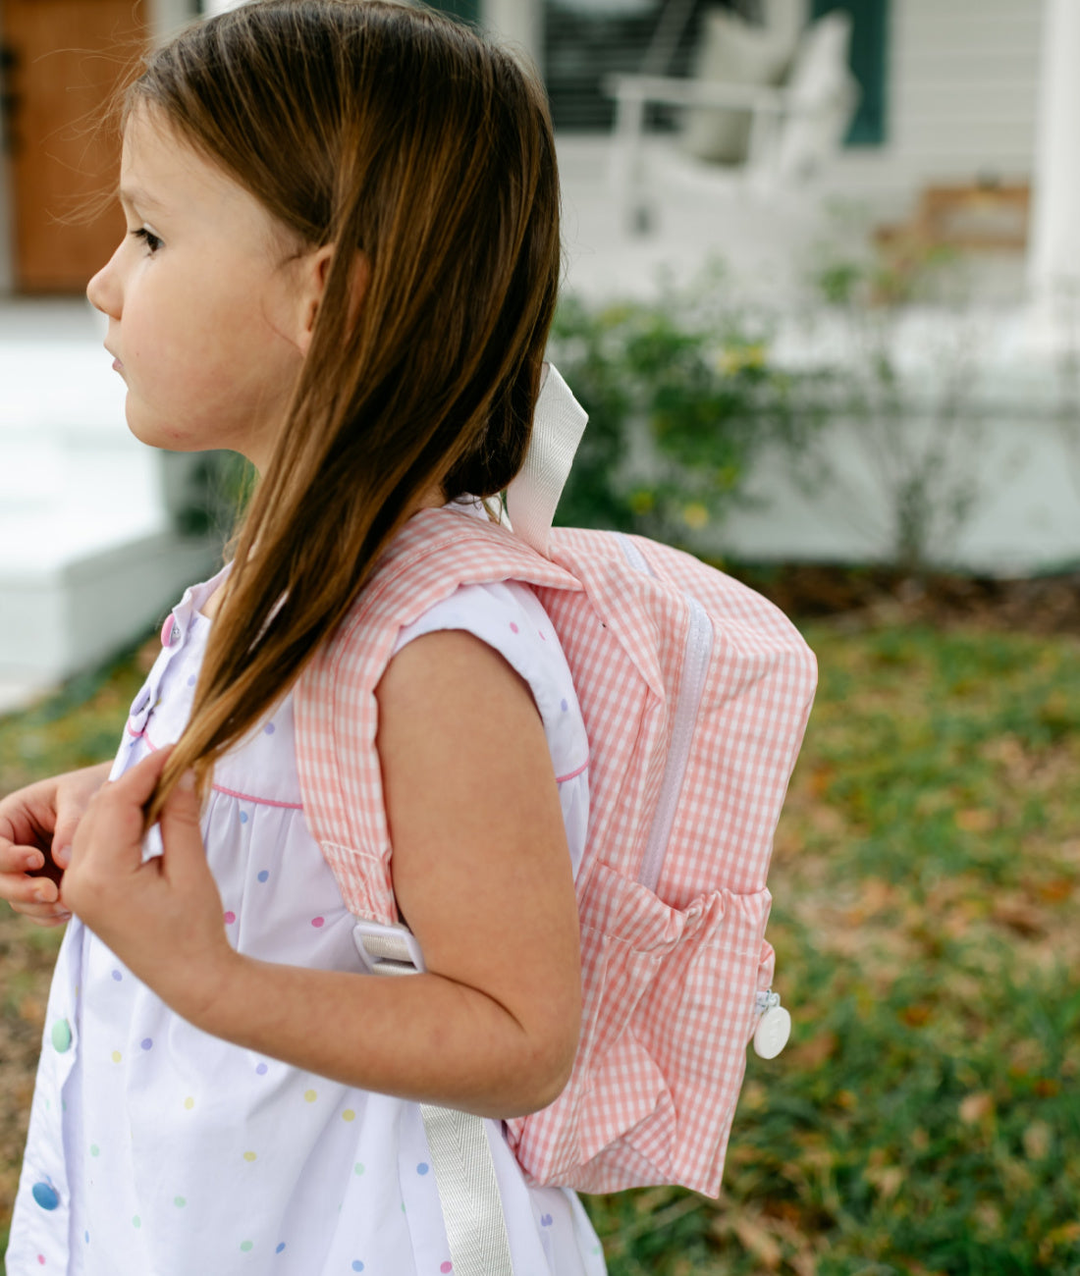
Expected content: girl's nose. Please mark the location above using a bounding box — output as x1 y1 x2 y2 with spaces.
87 249 122 319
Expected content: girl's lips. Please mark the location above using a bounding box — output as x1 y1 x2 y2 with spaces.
112 357 124 372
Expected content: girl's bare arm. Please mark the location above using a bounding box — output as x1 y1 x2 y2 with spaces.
60 633 582 1118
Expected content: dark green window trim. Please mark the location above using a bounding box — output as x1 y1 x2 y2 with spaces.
432 0 480 25
811 0 888 146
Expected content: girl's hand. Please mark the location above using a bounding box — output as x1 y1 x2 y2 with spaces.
0 762 112 926
61 748 238 1022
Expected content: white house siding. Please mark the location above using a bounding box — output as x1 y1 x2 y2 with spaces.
824 0 1044 210
827 0 1043 198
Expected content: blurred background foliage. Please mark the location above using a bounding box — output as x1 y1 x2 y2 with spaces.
548 273 827 545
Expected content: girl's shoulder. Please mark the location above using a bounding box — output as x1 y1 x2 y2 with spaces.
392 577 588 776
393 577 573 706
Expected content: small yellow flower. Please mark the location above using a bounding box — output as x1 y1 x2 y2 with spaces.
682 503 709 530
717 342 767 375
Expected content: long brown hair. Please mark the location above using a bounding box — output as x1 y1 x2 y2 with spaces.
136 0 560 819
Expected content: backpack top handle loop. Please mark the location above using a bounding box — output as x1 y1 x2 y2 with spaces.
505 363 589 557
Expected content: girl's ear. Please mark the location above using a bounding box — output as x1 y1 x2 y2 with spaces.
296 246 371 357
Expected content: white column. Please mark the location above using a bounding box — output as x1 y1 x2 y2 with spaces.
481 0 542 70
1027 0 1080 336
202 0 245 14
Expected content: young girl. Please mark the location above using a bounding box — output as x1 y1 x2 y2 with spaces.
0 3 608 1271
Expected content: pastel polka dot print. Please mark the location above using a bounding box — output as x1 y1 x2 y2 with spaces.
7 568 605 1274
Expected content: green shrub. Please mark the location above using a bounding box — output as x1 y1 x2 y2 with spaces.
547 278 824 546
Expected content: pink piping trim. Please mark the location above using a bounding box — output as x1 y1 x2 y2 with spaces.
137 731 303 809
211 783 304 811
556 757 589 784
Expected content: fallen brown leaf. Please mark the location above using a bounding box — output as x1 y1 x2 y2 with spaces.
731 1215 783 1270
959 1091 994 1124
1022 1120 1053 1161
955 808 996 832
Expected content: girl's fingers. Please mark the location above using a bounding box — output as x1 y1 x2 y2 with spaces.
0 830 66 923
70 748 174 870
0 871 57 906
105 745 174 807
0 869 71 924
14 901 71 923
52 791 95 872
0 841 42 874
157 770 206 885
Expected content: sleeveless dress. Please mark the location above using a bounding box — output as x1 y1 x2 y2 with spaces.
8 534 608 1275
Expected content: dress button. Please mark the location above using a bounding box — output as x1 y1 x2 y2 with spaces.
51 1019 72 1052
160 615 182 647
32 1181 60 1210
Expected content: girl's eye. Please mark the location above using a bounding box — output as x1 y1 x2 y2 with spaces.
131 227 163 254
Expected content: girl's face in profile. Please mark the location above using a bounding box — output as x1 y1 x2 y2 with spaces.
87 107 309 471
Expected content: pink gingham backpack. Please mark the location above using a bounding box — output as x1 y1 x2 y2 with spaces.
293 368 816 1238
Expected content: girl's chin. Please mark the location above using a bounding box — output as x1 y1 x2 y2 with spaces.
123 409 197 453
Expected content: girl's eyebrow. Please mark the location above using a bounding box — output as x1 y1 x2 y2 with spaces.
119 185 167 213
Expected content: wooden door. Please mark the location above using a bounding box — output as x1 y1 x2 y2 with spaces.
0 0 148 293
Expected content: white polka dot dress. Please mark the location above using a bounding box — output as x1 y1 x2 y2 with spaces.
8 563 607 1275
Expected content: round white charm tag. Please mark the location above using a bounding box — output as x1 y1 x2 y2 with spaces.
752 1004 792 1059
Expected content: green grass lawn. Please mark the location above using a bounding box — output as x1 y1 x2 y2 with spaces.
2 620 1079 1274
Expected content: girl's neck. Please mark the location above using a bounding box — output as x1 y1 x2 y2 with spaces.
199 484 448 623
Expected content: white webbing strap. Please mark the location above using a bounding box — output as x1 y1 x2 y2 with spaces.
419 1104 516 1276
505 363 589 556
353 921 515 1273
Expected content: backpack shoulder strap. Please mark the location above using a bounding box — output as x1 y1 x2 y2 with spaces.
293 507 580 923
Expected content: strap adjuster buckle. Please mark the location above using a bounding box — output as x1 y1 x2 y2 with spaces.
352 920 426 976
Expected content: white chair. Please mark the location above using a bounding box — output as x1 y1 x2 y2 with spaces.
606 5 859 231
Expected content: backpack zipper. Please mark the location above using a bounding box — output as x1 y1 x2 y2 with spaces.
615 534 715 894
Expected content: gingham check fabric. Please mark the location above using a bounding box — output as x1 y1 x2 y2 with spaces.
294 505 817 1197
